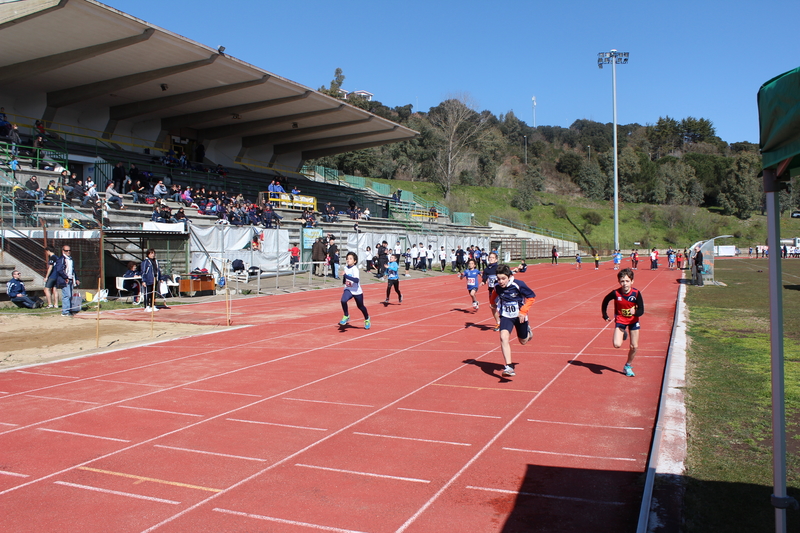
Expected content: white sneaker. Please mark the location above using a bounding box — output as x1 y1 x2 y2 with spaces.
144 307 152 312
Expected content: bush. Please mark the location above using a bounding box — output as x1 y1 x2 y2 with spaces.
581 211 603 226
553 204 568 219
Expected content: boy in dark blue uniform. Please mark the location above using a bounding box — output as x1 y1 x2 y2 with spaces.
494 265 536 377
480 251 501 331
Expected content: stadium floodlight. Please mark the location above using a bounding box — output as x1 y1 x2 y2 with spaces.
597 49 629 251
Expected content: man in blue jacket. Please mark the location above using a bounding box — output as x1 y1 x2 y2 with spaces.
7 271 43 308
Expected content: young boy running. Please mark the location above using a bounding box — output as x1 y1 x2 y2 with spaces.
480 252 501 331
384 254 402 304
494 264 536 377
601 267 645 377
339 252 371 329
576 252 582 270
459 258 481 310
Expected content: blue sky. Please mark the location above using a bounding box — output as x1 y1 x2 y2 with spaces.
104 0 799 145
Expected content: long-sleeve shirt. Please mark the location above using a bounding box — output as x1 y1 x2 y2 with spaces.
494 277 536 318
601 288 645 324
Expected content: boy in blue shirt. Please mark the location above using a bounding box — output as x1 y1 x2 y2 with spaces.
384 254 402 304
459 258 481 310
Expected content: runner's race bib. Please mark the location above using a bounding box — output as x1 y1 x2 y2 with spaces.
467 277 477 286
501 301 519 318
620 307 634 317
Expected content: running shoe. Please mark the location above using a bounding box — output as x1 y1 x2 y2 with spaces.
383 299 390 304
472 301 479 310
364 318 371 330
399 295 403 303
144 307 151 312
624 364 635 377
338 315 349 326
502 365 515 377
493 324 501 332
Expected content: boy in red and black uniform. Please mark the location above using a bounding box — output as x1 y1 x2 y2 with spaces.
601 267 645 377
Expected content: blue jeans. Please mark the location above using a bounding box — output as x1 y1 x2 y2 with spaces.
332 262 339 279
61 282 78 315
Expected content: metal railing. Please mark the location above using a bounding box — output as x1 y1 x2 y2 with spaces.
488 215 579 242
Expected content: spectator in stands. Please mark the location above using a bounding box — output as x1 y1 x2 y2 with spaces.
130 179 146 203
105 182 125 209
173 207 190 230
151 204 166 223
328 236 340 279
34 120 46 137
168 184 183 203
9 156 19 175
45 179 64 204
160 204 178 223
82 182 98 207
9 124 21 156
362 207 371 221
112 161 126 192
68 179 85 202
215 164 227 177
181 186 198 208
92 199 109 227
324 202 338 222
25 175 44 203
128 163 140 187
33 135 45 169
153 180 168 200
7 270 43 309
268 179 279 200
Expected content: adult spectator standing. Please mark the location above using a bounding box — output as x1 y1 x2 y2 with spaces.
455 245 467 272
56 245 80 316
312 237 326 276
7 270 43 309
9 124 21 157
551 246 558 265
33 135 45 169
112 161 126 192
692 246 704 286
43 246 59 308
327 236 340 279
141 248 166 312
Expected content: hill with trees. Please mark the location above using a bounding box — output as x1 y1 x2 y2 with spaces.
311 70 800 227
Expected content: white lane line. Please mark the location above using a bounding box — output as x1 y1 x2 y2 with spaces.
0 422 18 427
16 371 80 379
503 447 637 462
183 388 261 397
226 418 327 432
397 407 501 419
95 379 164 387
295 463 430 484
466 485 625 506
118 405 204 417
0 391 9 394
213 508 369 533
0 470 29 478
283 397 374 408
153 444 266 462
353 432 471 447
527 419 646 431
25 395 101 405
54 481 180 504
37 428 130 443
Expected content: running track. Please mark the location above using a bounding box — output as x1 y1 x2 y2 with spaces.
0 263 681 532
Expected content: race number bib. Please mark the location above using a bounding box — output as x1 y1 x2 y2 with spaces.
467 277 477 286
620 307 634 317
501 301 519 318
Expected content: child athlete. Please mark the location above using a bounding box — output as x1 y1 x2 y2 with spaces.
338 251 371 329
601 267 645 377
576 252 582 270
494 264 536 377
384 254 402 304
480 252 501 330
459 258 481 310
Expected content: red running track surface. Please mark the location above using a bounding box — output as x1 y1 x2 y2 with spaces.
0 263 682 532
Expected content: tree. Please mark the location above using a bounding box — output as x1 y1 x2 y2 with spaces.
647 116 681 157
428 95 491 198
718 152 762 219
318 68 345 98
574 160 607 200
556 152 583 178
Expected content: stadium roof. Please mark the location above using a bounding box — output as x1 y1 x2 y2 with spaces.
0 0 417 170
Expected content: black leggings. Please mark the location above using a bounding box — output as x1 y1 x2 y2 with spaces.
341 291 369 319
386 279 401 300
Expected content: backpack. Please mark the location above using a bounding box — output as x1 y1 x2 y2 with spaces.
231 259 245 272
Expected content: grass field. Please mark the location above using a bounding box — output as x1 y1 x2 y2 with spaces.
683 258 800 532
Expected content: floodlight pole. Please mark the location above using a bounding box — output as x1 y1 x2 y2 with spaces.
524 135 527 165
598 49 628 251
532 96 536 128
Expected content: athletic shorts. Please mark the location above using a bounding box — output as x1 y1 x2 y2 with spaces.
615 321 641 331
467 286 478 293
45 278 57 289
499 315 531 339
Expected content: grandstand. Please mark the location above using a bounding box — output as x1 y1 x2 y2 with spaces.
0 0 575 300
